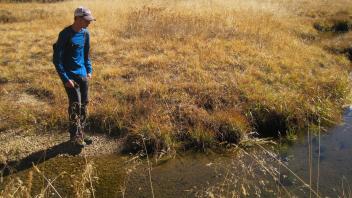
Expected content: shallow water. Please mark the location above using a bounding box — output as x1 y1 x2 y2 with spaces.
1 109 352 197
279 108 352 196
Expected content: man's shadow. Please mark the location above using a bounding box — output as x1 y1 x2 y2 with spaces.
1 141 83 177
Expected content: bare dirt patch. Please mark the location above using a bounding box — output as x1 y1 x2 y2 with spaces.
0 129 120 164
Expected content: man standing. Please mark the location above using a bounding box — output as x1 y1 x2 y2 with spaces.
53 6 95 146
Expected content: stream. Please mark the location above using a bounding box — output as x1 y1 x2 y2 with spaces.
1 108 352 197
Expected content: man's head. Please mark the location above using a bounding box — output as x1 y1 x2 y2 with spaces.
74 6 95 28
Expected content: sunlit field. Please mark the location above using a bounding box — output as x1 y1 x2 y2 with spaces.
0 0 351 157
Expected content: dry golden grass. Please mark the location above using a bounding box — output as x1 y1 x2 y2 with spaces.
0 0 351 153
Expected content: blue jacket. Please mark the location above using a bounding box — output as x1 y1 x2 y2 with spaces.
53 26 93 83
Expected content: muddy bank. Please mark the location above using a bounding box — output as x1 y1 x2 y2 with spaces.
0 129 120 176
2 108 352 197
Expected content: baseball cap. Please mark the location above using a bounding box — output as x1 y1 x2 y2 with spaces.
74 6 96 21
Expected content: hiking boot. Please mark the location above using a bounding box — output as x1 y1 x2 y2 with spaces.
71 135 86 147
75 137 86 147
70 135 76 143
83 135 93 145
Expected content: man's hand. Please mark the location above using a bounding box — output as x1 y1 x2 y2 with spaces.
87 73 92 79
65 80 75 88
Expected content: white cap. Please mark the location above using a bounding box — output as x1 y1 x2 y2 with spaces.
74 6 95 21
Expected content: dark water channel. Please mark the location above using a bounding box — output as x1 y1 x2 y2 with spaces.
279 107 352 197
1 109 352 197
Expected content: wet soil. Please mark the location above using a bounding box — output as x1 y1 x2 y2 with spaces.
0 129 120 176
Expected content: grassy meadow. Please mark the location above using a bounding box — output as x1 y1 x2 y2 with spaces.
0 0 352 155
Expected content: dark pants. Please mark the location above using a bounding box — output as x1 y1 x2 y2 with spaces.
64 76 89 138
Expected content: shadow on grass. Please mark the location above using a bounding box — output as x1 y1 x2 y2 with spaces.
0 141 82 177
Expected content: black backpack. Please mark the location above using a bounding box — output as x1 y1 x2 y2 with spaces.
52 29 86 64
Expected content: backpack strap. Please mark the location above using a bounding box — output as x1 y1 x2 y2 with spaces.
83 29 87 48
53 28 86 54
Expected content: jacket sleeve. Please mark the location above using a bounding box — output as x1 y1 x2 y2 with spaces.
53 30 70 83
84 31 93 74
